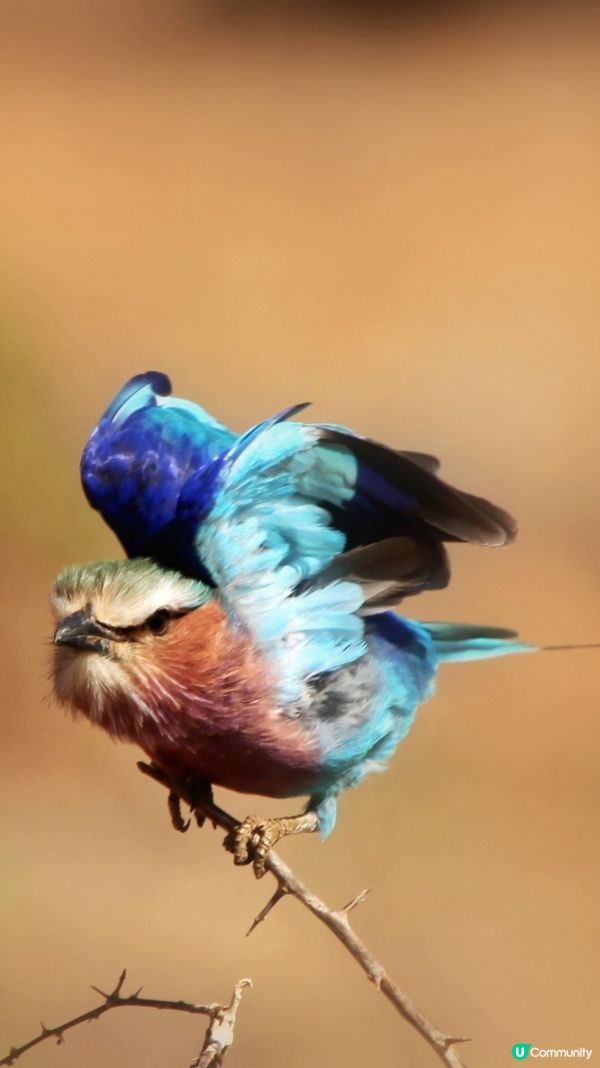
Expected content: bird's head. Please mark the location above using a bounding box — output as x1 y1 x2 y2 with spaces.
51 558 212 733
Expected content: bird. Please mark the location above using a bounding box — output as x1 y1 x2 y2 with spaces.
51 370 534 875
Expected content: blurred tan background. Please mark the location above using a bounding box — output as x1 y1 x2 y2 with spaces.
1 3 599 1066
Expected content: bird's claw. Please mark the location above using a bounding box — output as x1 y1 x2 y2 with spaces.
168 791 191 833
228 816 284 878
226 811 319 878
167 779 214 832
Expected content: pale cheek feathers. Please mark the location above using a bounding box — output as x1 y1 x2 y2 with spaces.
53 648 129 720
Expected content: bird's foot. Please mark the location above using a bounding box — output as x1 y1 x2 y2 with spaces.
168 790 191 832
227 812 319 878
167 778 214 832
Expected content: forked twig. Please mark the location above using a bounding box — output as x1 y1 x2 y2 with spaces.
191 979 252 1068
0 970 250 1068
138 761 470 1068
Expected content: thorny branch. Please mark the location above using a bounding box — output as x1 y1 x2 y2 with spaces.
0 970 251 1068
138 761 470 1068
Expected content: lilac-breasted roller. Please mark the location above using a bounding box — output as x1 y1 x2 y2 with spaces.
52 371 534 874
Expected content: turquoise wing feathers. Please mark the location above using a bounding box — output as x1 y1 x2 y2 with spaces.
196 420 368 702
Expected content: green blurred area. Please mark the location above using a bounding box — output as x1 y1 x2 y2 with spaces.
1 3 599 1067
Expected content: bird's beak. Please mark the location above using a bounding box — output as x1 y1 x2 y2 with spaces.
54 609 115 654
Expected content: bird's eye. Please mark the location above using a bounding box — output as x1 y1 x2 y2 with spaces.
146 609 170 635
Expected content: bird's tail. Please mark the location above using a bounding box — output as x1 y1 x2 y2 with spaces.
422 622 535 663
422 622 600 663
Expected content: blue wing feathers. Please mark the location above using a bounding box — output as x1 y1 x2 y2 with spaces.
317 427 517 549
81 373 235 571
101 371 171 422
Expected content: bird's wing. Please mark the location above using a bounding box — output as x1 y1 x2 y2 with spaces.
81 374 516 631
80 372 235 571
196 419 369 703
196 414 515 703
312 425 516 549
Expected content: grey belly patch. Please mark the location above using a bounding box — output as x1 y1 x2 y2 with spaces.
288 653 381 731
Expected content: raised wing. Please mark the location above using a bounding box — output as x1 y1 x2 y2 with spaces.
196 416 515 703
81 372 235 577
313 426 516 551
196 420 367 703
81 374 517 645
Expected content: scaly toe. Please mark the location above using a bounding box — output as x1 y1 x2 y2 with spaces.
234 815 262 867
227 815 261 866
251 825 283 878
225 812 318 877
227 816 282 876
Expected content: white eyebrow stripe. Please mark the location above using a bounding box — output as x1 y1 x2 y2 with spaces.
51 559 210 629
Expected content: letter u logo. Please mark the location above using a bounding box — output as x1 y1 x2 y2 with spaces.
511 1045 532 1060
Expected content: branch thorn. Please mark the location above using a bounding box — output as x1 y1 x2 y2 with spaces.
339 888 372 917
246 885 287 937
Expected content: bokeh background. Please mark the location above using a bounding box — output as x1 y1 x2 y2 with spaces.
1 2 599 1066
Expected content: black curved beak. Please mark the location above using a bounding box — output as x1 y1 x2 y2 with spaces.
54 609 113 654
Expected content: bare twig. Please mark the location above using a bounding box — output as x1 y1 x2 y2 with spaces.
1 970 250 1068
191 979 252 1068
138 762 470 1068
